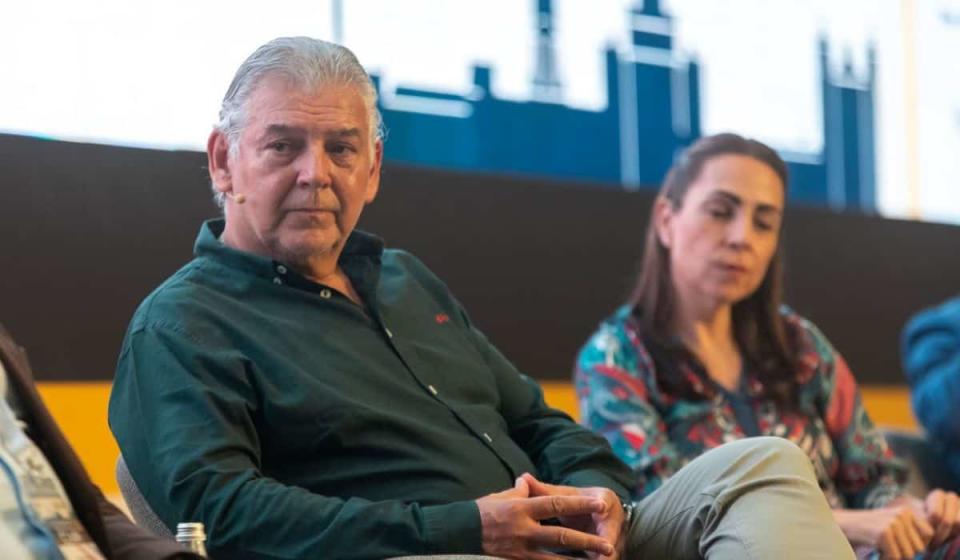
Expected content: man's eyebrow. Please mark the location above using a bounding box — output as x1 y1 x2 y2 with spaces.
329 127 362 139
261 124 305 138
258 125 364 140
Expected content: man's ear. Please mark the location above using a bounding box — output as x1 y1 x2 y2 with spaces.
363 140 383 204
207 129 233 194
653 197 675 249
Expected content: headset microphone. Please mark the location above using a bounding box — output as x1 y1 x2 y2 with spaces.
226 192 246 204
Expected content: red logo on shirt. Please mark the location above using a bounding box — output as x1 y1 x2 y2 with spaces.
435 313 450 324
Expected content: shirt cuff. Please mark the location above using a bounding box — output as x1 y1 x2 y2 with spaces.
421 500 484 555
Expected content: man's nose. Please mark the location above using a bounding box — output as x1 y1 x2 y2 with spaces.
297 146 331 188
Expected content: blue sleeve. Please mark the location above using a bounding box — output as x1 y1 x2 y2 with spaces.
902 297 960 448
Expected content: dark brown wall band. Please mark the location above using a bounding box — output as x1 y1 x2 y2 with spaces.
2 133 958 382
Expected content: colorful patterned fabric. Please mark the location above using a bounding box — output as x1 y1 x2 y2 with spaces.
575 305 907 509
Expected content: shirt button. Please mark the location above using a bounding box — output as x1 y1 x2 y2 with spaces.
428 385 438 396
272 277 283 285
319 288 332 299
482 432 493 443
276 264 287 274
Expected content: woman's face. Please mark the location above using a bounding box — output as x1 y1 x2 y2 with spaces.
656 153 785 309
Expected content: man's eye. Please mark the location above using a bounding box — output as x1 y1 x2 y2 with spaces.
707 205 732 219
268 141 291 153
330 143 356 155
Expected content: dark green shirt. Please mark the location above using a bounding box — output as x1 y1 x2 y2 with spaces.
109 219 632 560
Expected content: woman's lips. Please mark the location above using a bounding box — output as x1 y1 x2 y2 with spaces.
714 262 748 274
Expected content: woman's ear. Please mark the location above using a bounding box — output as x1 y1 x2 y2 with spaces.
654 197 674 249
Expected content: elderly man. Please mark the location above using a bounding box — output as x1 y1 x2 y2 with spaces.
109 37 854 560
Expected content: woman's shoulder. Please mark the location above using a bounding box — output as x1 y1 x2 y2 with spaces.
779 305 836 352
778 305 844 386
583 304 645 345
578 305 655 369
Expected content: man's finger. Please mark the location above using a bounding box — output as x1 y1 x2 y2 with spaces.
522 473 575 497
595 514 624 547
485 481 529 501
527 495 606 520
515 476 530 493
528 524 614 556
526 551 581 560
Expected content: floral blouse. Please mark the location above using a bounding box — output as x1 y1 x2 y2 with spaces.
575 305 907 509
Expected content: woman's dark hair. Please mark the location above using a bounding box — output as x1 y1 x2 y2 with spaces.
629 132 798 404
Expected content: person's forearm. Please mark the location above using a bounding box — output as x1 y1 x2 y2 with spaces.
832 508 871 547
171 474 486 559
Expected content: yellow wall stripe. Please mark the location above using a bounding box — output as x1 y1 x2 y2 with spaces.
35 381 918 498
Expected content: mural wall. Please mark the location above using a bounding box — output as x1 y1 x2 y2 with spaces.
1 0 957 221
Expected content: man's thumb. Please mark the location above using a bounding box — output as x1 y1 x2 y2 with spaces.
510 476 530 497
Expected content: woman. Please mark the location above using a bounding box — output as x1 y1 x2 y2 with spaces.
576 133 960 559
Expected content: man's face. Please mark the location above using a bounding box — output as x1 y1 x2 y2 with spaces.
210 74 381 273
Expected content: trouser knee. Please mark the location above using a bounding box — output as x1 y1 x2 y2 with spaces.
718 436 816 486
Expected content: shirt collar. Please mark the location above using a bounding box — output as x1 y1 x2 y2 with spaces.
193 219 385 297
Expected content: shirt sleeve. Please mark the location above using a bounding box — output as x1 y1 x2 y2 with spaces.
574 324 683 499
109 321 481 560
902 297 960 449
799 317 907 509
455 307 635 501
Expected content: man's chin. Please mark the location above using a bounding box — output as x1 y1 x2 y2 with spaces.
271 234 342 265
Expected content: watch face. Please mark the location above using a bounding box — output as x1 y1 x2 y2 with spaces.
621 500 635 522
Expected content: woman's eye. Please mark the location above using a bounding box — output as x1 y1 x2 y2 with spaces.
755 217 779 232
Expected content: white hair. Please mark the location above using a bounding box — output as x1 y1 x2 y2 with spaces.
211 37 384 207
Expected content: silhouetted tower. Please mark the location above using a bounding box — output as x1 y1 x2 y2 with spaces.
533 0 562 101
821 39 877 212
615 0 700 187
331 0 343 44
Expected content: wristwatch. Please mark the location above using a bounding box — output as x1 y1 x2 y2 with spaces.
621 499 636 524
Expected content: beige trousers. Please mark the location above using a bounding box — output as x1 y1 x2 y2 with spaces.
395 437 854 559
626 436 854 559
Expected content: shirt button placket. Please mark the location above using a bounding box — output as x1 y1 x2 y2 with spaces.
273 264 287 285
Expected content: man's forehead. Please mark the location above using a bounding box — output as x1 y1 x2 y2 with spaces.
244 74 368 126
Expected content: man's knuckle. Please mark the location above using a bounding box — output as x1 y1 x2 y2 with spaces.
551 496 565 515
